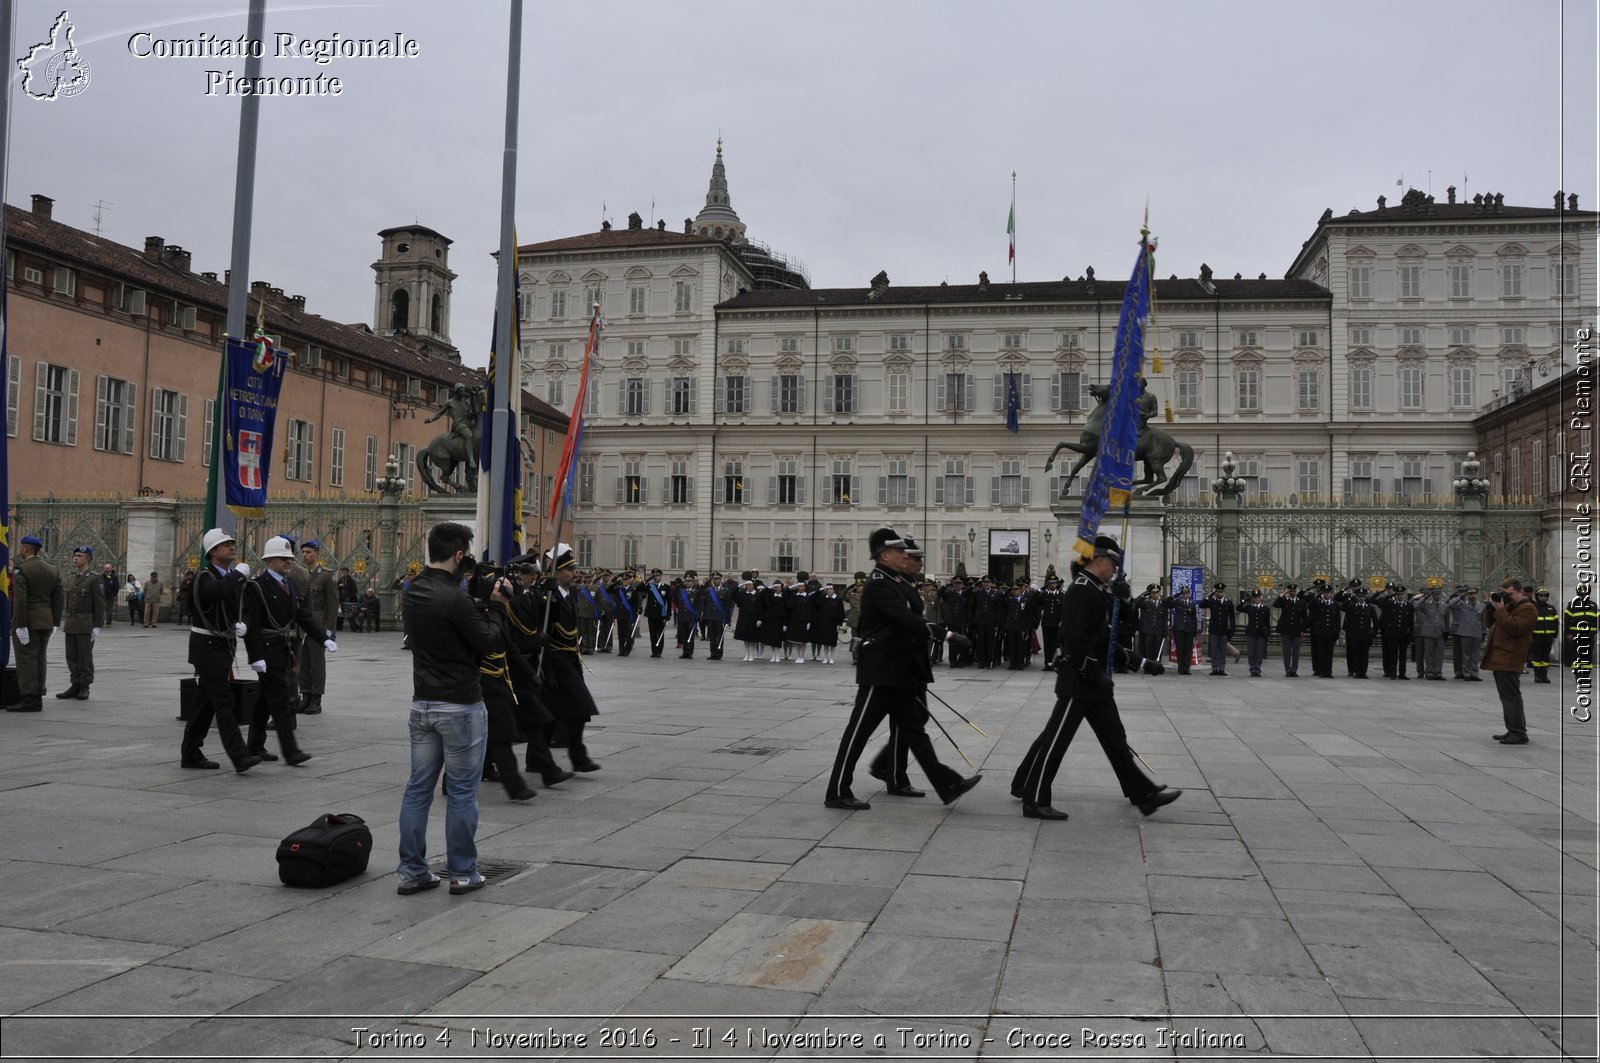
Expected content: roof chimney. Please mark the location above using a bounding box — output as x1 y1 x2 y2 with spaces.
250 280 271 297
288 294 306 311
1570 193 1579 211
627 211 642 231
30 194 53 220
684 218 693 234
656 219 666 231
162 244 191 272
600 219 611 231
201 271 218 282
144 236 165 262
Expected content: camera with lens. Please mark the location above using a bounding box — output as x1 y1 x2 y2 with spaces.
1489 591 1504 604
466 557 508 602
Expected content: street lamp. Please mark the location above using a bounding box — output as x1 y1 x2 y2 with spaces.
1212 450 1247 498
1452 451 1491 499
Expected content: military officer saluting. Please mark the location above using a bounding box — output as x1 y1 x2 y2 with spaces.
7 535 63 712
57 545 107 701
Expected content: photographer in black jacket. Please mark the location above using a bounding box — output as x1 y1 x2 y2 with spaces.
823 528 981 811
1010 536 1180 822
395 521 507 897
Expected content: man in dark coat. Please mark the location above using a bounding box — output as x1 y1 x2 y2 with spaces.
1134 583 1166 669
939 576 973 667
1340 587 1379 678
1039 576 1066 670
1197 583 1236 675
178 529 259 771
1162 586 1199 675
1003 582 1032 670
1272 583 1307 677
241 536 328 764
824 528 981 810
674 573 700 659
970 575 1001 669
1239 589 1272 677
611 571 640 657
642 568 671 658
1010 536 1180 821
1307 583 1343 678
523 544 602 772
695 571 732 660
1376 584 1415 679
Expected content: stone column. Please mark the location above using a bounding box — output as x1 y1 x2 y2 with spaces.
1453 451 1492 590
121 497 179 605
1212 451 1248 592
375 455 408 617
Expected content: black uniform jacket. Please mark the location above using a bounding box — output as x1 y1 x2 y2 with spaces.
854 565 934 688
1054 569 1133 699
403 566 501 704
188 564 249 670
242 572 327 669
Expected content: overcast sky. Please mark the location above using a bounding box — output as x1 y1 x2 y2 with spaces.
11 0 1597 368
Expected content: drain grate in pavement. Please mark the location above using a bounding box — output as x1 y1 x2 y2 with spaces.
428 857 530 886
713 745 781 756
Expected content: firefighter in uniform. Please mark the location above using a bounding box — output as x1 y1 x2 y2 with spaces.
179 529 259 772
1529 587 1559 683
1010 536 1180 821
241 536 326 765
824 528 981 811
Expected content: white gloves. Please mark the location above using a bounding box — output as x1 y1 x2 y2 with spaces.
234 622 248 637
15 628 28 646
234 563 251 578
249 659 267 674
91 628 100 643
324 639 338 653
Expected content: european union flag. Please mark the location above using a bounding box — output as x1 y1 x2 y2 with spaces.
1005 368 1021 434
1073 233 1154 560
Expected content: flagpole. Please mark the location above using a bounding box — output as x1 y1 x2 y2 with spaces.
1010 171 1017 284
206 0 267 536
484 0 523 564
0 0 14 659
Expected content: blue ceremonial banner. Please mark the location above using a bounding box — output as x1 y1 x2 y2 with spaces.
1073 233 1155 560
1005 368 1021 433
479 261 524 559
222 334 289 516
0 286 12 668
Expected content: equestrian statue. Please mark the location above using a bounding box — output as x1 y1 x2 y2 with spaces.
416 383 483 493
1044 376 1194 499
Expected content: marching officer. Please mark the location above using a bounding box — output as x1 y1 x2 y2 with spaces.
1529 587 1559 682
57 545 106 701
296 540 338 714
241 536 327 765
1239 588 1272 677
642 569 671 658
7 535 63 712
520 544 602 773
179 529 259 772
1162 585 1200 675
1341 587 1379 678
1565 584 1595 677
1198 582 1235 675
1011 536 1180 821
825 528 981 811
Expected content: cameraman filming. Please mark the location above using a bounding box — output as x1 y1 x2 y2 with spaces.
1482 579 1537 745
395 522 509 897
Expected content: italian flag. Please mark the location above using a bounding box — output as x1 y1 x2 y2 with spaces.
1007 198 1016 263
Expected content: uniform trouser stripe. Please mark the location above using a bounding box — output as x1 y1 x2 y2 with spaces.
1020 696 1075 806
827 686 876 800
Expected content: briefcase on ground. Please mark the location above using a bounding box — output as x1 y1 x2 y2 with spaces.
276 812 372 888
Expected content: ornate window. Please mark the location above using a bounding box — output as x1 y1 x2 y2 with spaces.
1349 360 1375 411
1398 357 1425 411
1234 356 1262 412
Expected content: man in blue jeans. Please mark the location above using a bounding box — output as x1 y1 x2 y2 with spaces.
396 521 508 896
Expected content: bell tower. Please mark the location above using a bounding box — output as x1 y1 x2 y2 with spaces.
373 225 460 362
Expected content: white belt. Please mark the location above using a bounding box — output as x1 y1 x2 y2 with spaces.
190 626 234 638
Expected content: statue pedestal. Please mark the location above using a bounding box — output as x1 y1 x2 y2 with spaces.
1049 494 1167 586
422 494 478 544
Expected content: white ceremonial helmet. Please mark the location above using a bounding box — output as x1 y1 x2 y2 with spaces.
202 528 236 556
261 536 296 560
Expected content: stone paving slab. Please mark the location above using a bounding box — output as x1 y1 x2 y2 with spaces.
0 625 1593 1061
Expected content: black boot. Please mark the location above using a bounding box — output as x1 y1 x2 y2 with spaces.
74 685 90 701
55 684 81 700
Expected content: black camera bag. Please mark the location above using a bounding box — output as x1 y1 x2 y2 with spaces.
276 813 372 888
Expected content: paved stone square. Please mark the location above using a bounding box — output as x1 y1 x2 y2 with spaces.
0 624 1594 1061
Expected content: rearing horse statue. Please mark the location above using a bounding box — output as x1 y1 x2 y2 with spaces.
1044 382 1195 498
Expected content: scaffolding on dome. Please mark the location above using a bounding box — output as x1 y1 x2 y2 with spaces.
737 238 810 291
